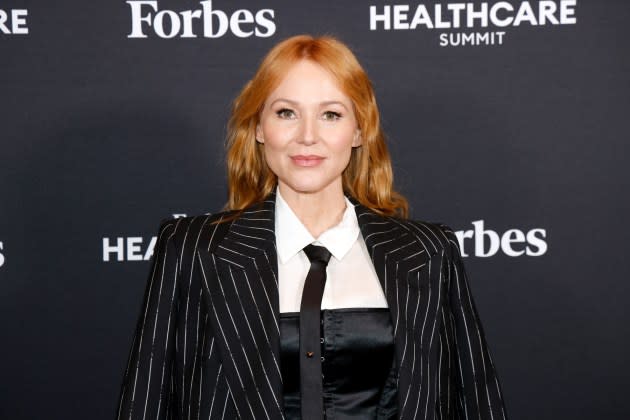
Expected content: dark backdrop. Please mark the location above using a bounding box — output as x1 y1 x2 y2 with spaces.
1 1 628 419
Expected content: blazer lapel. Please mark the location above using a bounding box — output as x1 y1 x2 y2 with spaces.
354 202 433 419
198 193 284 420
198 195 436 420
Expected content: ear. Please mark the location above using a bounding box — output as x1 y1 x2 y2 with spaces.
352 129 362 147
255 124 264 143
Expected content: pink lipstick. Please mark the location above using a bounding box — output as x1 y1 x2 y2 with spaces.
290 155 324 167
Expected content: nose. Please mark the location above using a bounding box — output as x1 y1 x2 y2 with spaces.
298 115 318 145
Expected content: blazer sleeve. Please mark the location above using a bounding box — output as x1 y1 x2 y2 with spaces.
440 224 508 420
116 219 181 420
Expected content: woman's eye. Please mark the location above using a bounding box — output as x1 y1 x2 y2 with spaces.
276 108 296 119
322 111 342 121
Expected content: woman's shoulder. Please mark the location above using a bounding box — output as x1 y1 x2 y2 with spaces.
355 203 459 258
153 210 235 252
396 217 460 258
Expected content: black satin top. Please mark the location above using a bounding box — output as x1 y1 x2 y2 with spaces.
280 308 398 419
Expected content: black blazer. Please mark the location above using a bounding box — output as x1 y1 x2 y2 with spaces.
117 193 506 420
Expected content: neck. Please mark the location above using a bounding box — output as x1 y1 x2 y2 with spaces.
279 184 347 238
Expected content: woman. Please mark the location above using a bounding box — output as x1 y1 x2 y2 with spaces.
117 35 506 420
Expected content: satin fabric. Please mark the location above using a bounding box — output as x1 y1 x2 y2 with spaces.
280 308 398 419
117 195 508 420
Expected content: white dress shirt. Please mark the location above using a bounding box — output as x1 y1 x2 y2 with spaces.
275 189 388 313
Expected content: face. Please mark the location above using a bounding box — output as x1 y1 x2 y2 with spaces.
256 59 361 200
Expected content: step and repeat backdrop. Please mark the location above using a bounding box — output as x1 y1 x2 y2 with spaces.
1 1 628 419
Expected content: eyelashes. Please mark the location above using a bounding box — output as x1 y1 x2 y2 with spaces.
276 108 295 119
275 108 342 121
322 111 342 121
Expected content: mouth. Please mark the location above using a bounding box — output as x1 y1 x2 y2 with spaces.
290 155 325 167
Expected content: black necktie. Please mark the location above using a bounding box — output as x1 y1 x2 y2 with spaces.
299 244 332 420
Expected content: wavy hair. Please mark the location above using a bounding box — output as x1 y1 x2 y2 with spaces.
225 34 408 218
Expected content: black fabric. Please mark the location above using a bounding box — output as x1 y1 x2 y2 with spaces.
281 308 397 419
299 245 332 420
117 193 507 420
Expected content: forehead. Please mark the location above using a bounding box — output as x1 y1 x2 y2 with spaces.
266 59 350 104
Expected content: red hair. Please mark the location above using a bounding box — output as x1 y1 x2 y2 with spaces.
225 35 408 218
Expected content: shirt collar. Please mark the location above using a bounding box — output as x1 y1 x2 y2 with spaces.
275 188 360 264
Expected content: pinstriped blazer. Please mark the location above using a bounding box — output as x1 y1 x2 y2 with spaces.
117 192 507 420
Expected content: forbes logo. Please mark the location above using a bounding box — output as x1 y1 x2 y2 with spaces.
127 0 275 39
455 220 547 257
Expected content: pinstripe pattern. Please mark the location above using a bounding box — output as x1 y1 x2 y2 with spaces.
117 194 506 419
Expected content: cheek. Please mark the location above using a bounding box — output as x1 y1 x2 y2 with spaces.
262 139 285 173
331 130 359 153
262 121 294 146
262 136 286 160
262 143 278 164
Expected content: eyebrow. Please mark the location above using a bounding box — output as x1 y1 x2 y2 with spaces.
268 98 350 111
